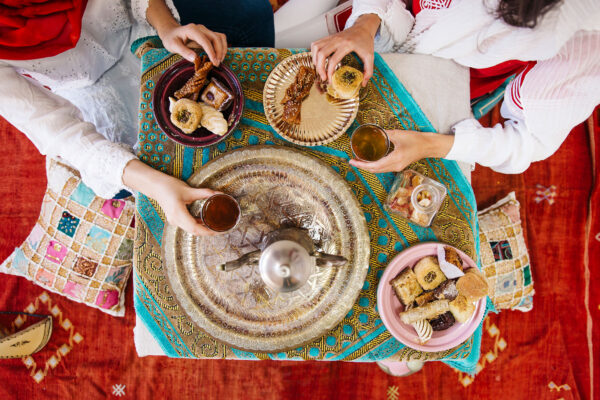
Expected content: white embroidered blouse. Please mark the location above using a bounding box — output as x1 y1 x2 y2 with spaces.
0 0 178 198
347 0 600 173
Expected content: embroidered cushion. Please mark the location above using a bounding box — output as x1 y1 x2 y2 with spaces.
478 192 534 311
0 160 134 316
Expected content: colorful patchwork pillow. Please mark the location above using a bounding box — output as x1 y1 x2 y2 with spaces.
478 192 534 311
0 160 134 316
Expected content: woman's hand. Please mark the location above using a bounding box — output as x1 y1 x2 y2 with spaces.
146 0 227 65
310 13 381 86
152 178 221 236
160 23 228 65
122 160 220 236
350 130 455 173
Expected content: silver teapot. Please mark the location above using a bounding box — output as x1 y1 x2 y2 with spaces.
218 228 347 292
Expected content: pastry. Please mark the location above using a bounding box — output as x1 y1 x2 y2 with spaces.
327 66 363 99
437 245 464 279
414 291 436 307
400 299 449 324
281 66 315 124
315 73 328 95
389 268 423 307
169 97 203 134
429 311 456 331
433 279 459 301
411 173 424 187
413 256 447 290
449 295 475 323
199 103 228 136
456 269 489 301
281 100 302 125
201 78 234 111
411 210 430 226
412 319 433 344
414 188 433 208
175 56 213 100
444 246 464 271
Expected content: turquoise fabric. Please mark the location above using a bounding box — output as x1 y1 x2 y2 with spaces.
133 45 486 373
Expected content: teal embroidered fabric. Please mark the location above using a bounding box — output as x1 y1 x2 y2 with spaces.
133 45 486 372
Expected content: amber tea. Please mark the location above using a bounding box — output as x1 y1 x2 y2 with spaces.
201 194 241 232
351 124 390 162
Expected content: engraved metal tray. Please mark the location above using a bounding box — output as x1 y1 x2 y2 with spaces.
162 146 370 352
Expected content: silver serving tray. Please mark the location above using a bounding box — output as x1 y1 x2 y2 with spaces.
162 146 370 352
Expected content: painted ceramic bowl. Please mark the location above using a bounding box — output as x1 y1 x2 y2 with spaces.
153 59 244 147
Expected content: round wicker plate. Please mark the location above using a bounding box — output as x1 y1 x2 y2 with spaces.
162 146 370 352
263 52 359 146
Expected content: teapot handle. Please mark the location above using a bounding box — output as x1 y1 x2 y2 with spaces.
314 252 348 268
217 250 261 272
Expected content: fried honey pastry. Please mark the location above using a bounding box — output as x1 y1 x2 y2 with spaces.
174 56 213 100
281 66 315 124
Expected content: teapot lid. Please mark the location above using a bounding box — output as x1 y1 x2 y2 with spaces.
259 240 314 292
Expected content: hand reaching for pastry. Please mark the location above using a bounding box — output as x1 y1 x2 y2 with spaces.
350 130 455 173
147 0 227 65
161 23 228 66
310 13 381 87
122 160 221 236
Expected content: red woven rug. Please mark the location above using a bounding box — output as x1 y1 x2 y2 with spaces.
0 105 598 398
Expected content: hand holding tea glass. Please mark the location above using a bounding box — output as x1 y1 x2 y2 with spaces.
122 160 228 237
350 130 455 173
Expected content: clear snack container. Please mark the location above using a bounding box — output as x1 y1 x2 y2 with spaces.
385 169 447 227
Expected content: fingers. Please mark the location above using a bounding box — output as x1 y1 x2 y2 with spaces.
311 39 334 82
203 30 227 66
170 37 197 63
310 38 327 68
349 154 403 174
183 25 219 65
326 49 348 82
169 205 217 236
183 187 220 203
359 53 374 86
349 159 388 173
217 32 228 62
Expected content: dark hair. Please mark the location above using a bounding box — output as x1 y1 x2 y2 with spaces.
496 0 563 28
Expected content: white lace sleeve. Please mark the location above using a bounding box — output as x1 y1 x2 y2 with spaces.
0 63 136 199
345 0 414 53
130 0 180 25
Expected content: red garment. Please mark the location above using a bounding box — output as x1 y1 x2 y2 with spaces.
411 0 533 99
0 0 88 60
470 60 532 99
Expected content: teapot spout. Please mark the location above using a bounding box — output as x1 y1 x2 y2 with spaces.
218 250 261 272
314 252 348 268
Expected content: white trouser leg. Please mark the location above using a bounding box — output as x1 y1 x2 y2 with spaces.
274 0 340 48
275 14 334 48
274 0 339 32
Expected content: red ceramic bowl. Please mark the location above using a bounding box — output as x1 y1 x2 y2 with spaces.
153 59 244 147
377 242 486 352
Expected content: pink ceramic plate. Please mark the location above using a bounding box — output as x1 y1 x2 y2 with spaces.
377 242 485 352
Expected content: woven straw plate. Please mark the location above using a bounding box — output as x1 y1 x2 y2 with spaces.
263 52 359 146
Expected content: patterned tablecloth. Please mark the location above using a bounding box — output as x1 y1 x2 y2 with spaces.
133 43 487 372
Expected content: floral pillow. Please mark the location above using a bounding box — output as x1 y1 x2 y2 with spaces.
0 160 134 316
478 192 534 311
